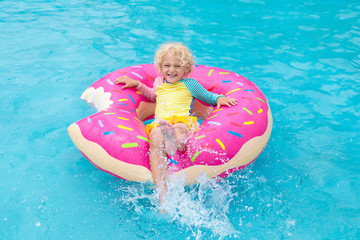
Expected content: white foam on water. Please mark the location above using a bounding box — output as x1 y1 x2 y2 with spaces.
119 174 238 238
162 174 238 238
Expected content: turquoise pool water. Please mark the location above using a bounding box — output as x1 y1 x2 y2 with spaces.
1 0 359 239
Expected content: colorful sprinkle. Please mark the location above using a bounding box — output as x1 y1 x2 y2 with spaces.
128 94 135 104
87 117 91 123
257 97 265 103
208 69 214 76
242 108 253 115
228 131 242 138
118 99 128 102
242 97 253 101
201 144 214 149
104 112 116 115
208 85 217 91
130 109 136 113
207 114 218 120
227 112 239 116
106 79 114 85
226 88 241 95
117 117 129 121
118 110 130 114
230 122 242 128
213 108 223 112
117 125 133 131
245 89 255 92
169 158 179 165
219 72 230 74
103 131 115 135
191 151 200 162
122 143 138 148
116 103 127 106
222 80 231 83
134 117 142 123
137 135 149 142
131 72 143 79
98 120 104 127
257 108 263 114
208 121 221 126
236 82 244 86
216 138 225 150
195 135 205 139
204 128 216 132
244 121 254 125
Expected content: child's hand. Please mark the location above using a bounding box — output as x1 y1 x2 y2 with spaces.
114 76 139 89
216 96 238 109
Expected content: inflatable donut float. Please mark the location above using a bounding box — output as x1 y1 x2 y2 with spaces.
68 64 272 185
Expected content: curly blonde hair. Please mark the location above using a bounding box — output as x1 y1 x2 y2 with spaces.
154 42 195 76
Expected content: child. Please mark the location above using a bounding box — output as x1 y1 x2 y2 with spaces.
115 43 237 206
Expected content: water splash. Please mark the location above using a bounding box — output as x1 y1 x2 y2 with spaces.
118 174 238 238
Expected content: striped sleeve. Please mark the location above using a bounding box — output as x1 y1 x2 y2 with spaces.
183 78 222 106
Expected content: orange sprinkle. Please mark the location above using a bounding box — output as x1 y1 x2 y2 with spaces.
208 85 217 91
204 128 216 133
230 122 242 127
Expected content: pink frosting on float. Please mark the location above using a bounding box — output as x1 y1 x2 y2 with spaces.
70 64 271 180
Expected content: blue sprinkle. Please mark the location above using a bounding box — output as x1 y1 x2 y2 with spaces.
98 120 104 127
106 79 114 85
208 121 221 126
116 103 127 106
128 94 135 104
169 158 179 165
87 117 91 123
194 63 198 68
245 89 255 92
129 109 136 113
228 130 243 138
103 131 115 135
222 80 231 83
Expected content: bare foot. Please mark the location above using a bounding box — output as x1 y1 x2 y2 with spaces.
159 120 177 156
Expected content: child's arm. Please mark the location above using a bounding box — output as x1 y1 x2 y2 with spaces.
184 79 237 108
115 76 161 102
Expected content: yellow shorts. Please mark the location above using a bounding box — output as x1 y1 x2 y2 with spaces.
146 115 199 135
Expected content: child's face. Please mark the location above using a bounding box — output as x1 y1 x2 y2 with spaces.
160 53 189 83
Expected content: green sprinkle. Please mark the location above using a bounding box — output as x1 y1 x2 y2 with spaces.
122 143 138 148
242 107 253 115
208 69 214 76
257 97 265 103
191 151 200 162
137 136 149 142
195 135 205 139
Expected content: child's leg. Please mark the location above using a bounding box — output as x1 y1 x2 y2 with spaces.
149 127 168 204
158 120 177 156
173 122 191 150
159 120 190 155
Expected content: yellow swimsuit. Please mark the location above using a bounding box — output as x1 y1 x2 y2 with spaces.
137 77 221 134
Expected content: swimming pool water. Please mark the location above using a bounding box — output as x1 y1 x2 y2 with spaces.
1 0 359 239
